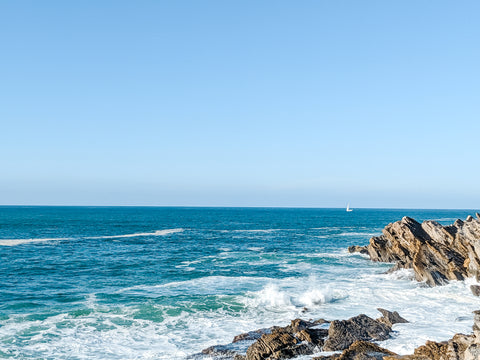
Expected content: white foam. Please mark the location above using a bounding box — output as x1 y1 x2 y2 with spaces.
0 229 184 246
0 237 71 246
247 247 264 252
88 228 184 239
336 232 379 237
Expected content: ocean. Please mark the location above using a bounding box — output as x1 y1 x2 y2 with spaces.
0 206 478 359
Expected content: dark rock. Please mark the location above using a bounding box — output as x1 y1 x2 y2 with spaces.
363 215 480 286
471 285 480 297
295 328 328 345
201 344 237 356
233 328 271 343
348 245 369 254
376 308 408 327
323 314 392 351
315 340 397 360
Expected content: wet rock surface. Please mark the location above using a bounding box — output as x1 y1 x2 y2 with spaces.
192 308 480 360
192 310 401 360
352 214 480 286
314 341 397 360
322 314 392 351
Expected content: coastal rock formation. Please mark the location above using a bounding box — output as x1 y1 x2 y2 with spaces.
376 308 408 328
384 310 480 360
350 214 480 286
322 314 392 351
245 318 328 360
194 310 403 360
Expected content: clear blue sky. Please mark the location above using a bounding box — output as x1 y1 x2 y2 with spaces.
1 1 479 208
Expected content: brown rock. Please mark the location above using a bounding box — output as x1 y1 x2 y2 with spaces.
376 308 409 327
295 328 328 345
364 215 480 286
245 330 304 360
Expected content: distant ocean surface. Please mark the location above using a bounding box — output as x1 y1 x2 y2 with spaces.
1 207 479 359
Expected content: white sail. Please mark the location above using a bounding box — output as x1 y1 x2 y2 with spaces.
346 203 353 212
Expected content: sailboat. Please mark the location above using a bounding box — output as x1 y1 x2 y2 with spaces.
346 203 353 212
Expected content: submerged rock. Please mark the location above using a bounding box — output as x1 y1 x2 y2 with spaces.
349 245 369 255
364 215 480 286
470 285 480 297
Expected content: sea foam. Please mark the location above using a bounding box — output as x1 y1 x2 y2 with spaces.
0 228 184 246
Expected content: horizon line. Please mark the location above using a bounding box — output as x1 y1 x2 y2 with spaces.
0 204 478 211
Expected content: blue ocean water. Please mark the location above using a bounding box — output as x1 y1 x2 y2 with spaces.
0 207 479 359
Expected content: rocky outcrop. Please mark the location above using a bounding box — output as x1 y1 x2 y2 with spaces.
245 318 328 360
384 310 480 360
376 308 408 328
193 310 403 360
322 314 392 351
351 214 480 286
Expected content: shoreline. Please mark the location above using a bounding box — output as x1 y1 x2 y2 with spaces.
194 214 480 360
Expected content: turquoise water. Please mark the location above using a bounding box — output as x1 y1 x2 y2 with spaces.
0 207 478 359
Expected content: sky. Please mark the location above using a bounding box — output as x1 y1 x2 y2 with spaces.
1 1 479 208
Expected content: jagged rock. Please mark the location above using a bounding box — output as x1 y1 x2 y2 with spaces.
376 308 409 327
365 215 480 286
243 318 330 360
323 313 392 351
470 285 480 297
233 328 271 343
201 344 238 357
295 328 328 345
314 341 397 360
349 245 369 255
245 330 311 360
284 318 317 333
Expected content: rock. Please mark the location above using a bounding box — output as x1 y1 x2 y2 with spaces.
243 317 330 360
295 328 328 345
348 245 369 255
376 308 409 327
233 328 271 343
201 344 238 357
323 314 392 351
245 330 312 360
284 318 317 333
471 285 480 297
314 340 397 360
363 215 480 286
384 310 480 360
